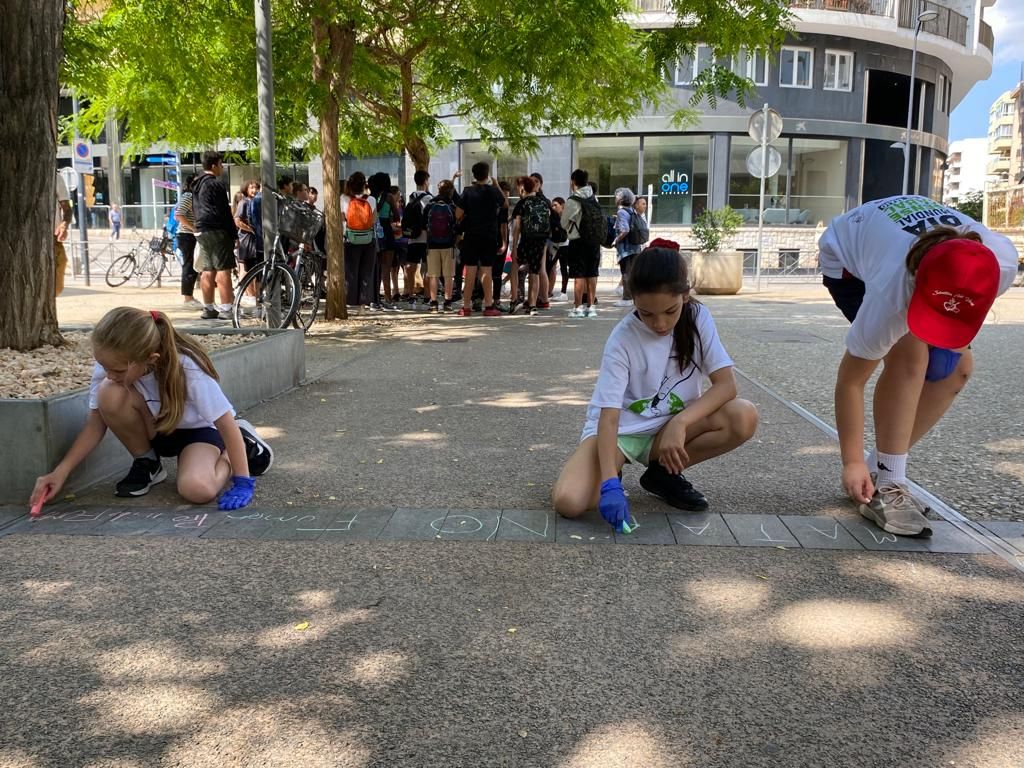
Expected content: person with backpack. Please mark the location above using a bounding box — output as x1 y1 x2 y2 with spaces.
455 162 505 317
341 171 378 311
561 168 603 318
611 187 644 308
509 175 551 315
402 170 433 305
424 180 459 312
369 173 399 309
549 197 570 302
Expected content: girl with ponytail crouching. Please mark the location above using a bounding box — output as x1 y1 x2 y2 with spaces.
30 307 273 511
551 241 758 531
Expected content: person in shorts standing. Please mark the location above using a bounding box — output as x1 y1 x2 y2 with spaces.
561 168 602 318
192 151 237 320
455 162 505 317
403 170 433 305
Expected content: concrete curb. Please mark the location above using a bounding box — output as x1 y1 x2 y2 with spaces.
0 327 304 504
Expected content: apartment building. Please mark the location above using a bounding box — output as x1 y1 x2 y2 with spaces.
943 137 989 206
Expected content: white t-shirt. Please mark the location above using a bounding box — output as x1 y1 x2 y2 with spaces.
581 305 734 441
54 172 70 230
88 354 234 430
818 195 1020 360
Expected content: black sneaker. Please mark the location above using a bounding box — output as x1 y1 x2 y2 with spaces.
639 460 709 511
115 457 167 497
428 300 439 312
472 300 483 312
442 300 453 313
236 419 274 476
200 307 219 320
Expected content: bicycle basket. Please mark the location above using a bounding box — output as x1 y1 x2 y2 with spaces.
278 199 324 243
149 237 164 252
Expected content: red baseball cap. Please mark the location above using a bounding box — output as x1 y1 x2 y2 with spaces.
907 238 1000 350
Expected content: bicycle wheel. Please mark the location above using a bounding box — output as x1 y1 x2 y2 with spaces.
231 262 299 329
293 256 325 330
141 254 163 288
105 254 137 287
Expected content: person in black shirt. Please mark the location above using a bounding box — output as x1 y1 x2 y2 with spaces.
192 151 237 320
455 162 505 316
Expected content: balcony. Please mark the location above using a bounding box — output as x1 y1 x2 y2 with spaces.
991 136 1013 152
898 0 967 46
979 19 994 53
788 0 893 17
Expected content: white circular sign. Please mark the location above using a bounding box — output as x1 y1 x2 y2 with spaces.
59 166 78 192
747 109 783 144
746 146 782 179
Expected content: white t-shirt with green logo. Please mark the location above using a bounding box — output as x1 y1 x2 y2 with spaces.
582 306 733 441
818 195 1019 360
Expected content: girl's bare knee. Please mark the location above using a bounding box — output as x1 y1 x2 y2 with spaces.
552 484 589 518
178 477 219 504
731 399 759 442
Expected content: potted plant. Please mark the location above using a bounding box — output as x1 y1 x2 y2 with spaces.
689 206 744 295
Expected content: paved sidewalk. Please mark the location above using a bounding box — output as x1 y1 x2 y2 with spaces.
1 283 1020 767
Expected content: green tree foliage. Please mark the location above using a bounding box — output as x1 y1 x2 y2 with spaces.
952 190 984 223
691 206 743 252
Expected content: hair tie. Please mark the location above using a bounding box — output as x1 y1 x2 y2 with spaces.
649 237 681 252
150 310 160 322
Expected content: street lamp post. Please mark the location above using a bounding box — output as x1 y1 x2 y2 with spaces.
902 6 940 196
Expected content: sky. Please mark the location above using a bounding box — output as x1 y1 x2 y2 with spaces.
949 0 1024 141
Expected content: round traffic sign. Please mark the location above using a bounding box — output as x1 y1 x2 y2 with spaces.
746 146 782 179
747 108 783 143
74 141 91 159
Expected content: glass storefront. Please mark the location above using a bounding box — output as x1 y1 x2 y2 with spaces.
577 137 641 210
460 141 528 189
729 136 846 226
642 135 710 226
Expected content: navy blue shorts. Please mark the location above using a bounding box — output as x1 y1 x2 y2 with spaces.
822 272 865 323
152 427 224 457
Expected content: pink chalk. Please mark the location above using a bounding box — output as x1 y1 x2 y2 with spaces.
30 499 45 518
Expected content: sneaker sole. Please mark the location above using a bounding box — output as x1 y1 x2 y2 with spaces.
639 475 709 512
236 419 274 476
857 503 933 538
115 466 167 497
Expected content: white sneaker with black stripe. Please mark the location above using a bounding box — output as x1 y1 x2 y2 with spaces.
236 419 274 476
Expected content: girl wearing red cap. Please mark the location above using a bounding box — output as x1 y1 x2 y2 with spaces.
552 241 759 531
819 195 1018 537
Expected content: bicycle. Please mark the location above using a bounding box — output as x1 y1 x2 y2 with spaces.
105 231 177 288
231 194 323 329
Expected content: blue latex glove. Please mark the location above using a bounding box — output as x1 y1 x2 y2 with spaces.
925 347 962 383
218 476 255 510
599 477 631 531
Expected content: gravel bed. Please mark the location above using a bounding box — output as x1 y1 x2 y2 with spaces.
1 332 259 400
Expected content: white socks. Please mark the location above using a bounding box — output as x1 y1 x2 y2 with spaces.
867 449 907 486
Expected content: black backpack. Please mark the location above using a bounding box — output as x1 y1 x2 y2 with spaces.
520 196 551 239
627 208 649 245
573 194 606 248
401 191 430 238
550 209 568 243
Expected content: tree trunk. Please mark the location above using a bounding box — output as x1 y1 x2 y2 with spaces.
320 98 347 319
312 12 355 320
399 59 431 172
406 136 431 173
0 0 65 350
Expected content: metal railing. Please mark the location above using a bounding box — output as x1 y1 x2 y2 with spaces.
898 0 968 46
985 184 1024 229
788 0 894 18
979 19 994 53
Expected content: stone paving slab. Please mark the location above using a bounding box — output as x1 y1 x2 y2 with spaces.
837 517 932 552
377 508 450 541
980 521 1024 553
669 512 737 546
493 509 556 543
0 503 1014 560
723 513 800 548
780 515 865 551
435 509 501 542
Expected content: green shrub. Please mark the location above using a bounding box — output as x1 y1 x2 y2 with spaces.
691 206 744 252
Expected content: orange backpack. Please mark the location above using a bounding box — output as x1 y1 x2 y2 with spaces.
347 196 374 231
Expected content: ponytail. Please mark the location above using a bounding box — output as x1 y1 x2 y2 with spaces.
92 308 219 433
906 226 983 274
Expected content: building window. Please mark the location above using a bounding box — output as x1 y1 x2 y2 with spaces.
733 48 768 86
641 135 710 225
675 44 715 86
576 136 641 210
1002 102 1015 116
780 47 813 89
823 50 853 92
938 74 947 113
729 136 847 226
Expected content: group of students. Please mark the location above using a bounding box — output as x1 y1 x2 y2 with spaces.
35 193 1017 541
340 164 653 318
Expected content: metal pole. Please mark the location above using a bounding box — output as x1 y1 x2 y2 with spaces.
903 23 921 196
71 94 91 285
755 102 769 292
255 0 277 257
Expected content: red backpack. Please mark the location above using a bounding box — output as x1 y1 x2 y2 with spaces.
426 201 456 247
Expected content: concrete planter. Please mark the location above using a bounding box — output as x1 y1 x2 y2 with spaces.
0 327 305 504
691 251 743 295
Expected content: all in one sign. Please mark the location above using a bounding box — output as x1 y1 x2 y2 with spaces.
661 169 690 195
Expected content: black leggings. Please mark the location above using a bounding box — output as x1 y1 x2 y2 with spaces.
822 273 865 323
178 233 198 297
